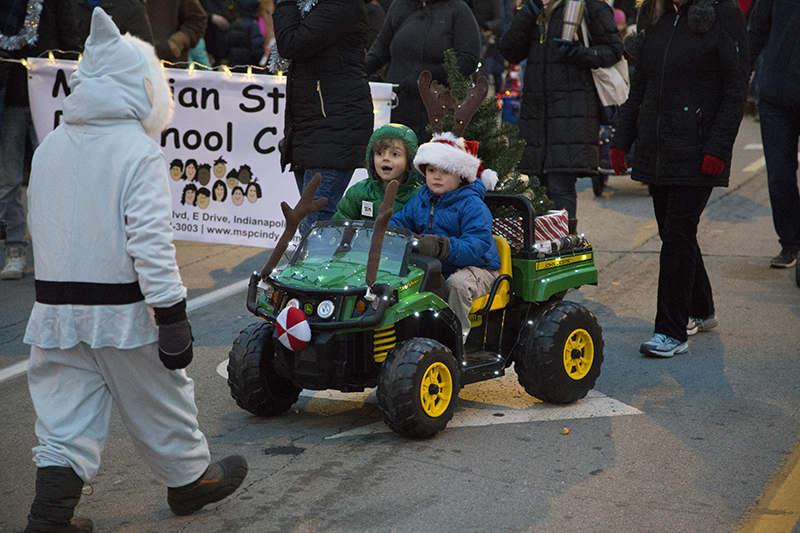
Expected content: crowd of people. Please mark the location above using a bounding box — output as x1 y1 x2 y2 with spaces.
0 0 798 529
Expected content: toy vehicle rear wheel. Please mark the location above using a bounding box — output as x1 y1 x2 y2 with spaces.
377 338 460 438
227 321 301 416
515 300 603 404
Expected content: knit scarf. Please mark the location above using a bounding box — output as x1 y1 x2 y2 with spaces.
268 0 318 73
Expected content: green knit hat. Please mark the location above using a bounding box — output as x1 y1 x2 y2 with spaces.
366 123 420 182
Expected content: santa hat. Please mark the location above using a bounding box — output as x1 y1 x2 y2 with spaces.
414 131 498 191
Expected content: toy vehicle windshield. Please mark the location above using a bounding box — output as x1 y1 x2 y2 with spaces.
290 222 410 277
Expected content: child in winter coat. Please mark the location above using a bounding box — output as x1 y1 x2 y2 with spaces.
334 123 420 221
390 131 501 339
22 9 247 530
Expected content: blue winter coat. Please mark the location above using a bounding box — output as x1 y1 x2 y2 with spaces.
390 180 500 276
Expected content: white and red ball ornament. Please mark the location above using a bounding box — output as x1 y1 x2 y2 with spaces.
276 306 311 351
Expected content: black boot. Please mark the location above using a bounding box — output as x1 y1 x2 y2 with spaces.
25 467 93 533
167 455 248 516
568 218 578 235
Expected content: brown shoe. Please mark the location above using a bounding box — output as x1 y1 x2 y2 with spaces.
167 455 248 516
770 248 798 268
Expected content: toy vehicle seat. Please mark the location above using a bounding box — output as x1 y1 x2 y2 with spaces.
470 235 512 313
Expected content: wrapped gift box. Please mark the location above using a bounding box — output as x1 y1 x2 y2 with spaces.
535 210 569 242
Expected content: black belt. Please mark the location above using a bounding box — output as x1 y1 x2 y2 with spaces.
35 280 145 305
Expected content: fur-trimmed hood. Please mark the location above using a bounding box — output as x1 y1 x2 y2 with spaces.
63 8 174 135
624 0 722 58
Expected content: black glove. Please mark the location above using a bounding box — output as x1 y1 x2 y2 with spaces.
556 40 585 59
414 234 450 260
520 0 543 16
154 300 193 370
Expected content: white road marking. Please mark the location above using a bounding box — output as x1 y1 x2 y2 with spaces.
0 279 251 384
744 156 766 174
0 360 28 382
744 143 763 150
217 361 642 436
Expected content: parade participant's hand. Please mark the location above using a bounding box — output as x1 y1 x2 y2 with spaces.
556 39 584 59
167 31 191 59
609 148 628 175
154 300 194 370
414 234 451 260
701 154 724 175
211 14 230 30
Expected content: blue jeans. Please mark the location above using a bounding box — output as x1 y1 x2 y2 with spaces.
0 105 35 247
651 185 714 342
293 168 355 236
758 99 800 252
540 173 578 219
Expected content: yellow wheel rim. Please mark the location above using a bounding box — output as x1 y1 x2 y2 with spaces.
563 328 594 380
419 361 453 417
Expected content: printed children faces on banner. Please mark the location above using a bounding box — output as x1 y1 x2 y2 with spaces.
27 59 394 247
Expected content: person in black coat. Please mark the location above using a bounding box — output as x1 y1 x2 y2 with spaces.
365 0 481 143
608 0 748 357
223 0 265 70
748 0 800 268
499 0 622 230
273 0 374 235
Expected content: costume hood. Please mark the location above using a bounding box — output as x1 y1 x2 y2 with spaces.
63 8 174 135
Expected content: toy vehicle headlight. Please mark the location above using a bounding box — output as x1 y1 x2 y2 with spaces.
286 298 300 309
317 300 335 319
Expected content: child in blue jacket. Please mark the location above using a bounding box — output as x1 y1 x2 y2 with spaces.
390 131 500 339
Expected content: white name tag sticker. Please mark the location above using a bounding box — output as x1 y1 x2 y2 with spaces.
361 201 374 218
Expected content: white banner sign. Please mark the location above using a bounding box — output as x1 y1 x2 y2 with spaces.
27 58 392 248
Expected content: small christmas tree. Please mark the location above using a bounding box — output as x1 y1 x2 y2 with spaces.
439 50 551 216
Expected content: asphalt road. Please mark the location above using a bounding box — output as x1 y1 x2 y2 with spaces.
1 116 799 533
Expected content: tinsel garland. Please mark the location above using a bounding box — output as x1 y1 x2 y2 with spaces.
268 0 319 74
0 0 43 51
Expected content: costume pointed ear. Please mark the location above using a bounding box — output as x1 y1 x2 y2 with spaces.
88 7 121 44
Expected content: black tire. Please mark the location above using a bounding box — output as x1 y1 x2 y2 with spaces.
591 174 605 197
227 322 301 416
515 300 604 404
377 338 460 438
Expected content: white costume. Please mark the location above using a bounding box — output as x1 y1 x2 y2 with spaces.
25 10 209 487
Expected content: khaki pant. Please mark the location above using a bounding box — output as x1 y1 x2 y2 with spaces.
445 266 499 337
28 342 210 487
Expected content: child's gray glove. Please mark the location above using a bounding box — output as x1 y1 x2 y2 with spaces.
154 300 193 370
414 234 450 260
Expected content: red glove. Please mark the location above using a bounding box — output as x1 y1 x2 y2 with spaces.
609 148 628 175
701 154 725 175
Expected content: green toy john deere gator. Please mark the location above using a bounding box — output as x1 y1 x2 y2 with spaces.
226 182 603 438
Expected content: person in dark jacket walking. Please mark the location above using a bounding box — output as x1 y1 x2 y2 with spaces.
223 0 265 69
273 0 374 236
365 0 481 143
499 0 622 232
748 0 800 269
608 0 748 357
145 0 207 64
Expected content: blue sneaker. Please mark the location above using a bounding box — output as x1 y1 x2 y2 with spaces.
687 314 718 336
640 334 688 358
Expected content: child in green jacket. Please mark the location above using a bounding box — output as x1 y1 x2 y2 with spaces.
333 123 420 221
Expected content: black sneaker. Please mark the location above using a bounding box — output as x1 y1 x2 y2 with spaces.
167 455 248 516
770 248 798 268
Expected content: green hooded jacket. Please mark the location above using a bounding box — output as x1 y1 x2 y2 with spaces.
333 124 421 221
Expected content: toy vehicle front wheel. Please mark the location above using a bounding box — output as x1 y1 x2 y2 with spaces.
515 300 604 404
227 321 301 416
377 338 460 438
